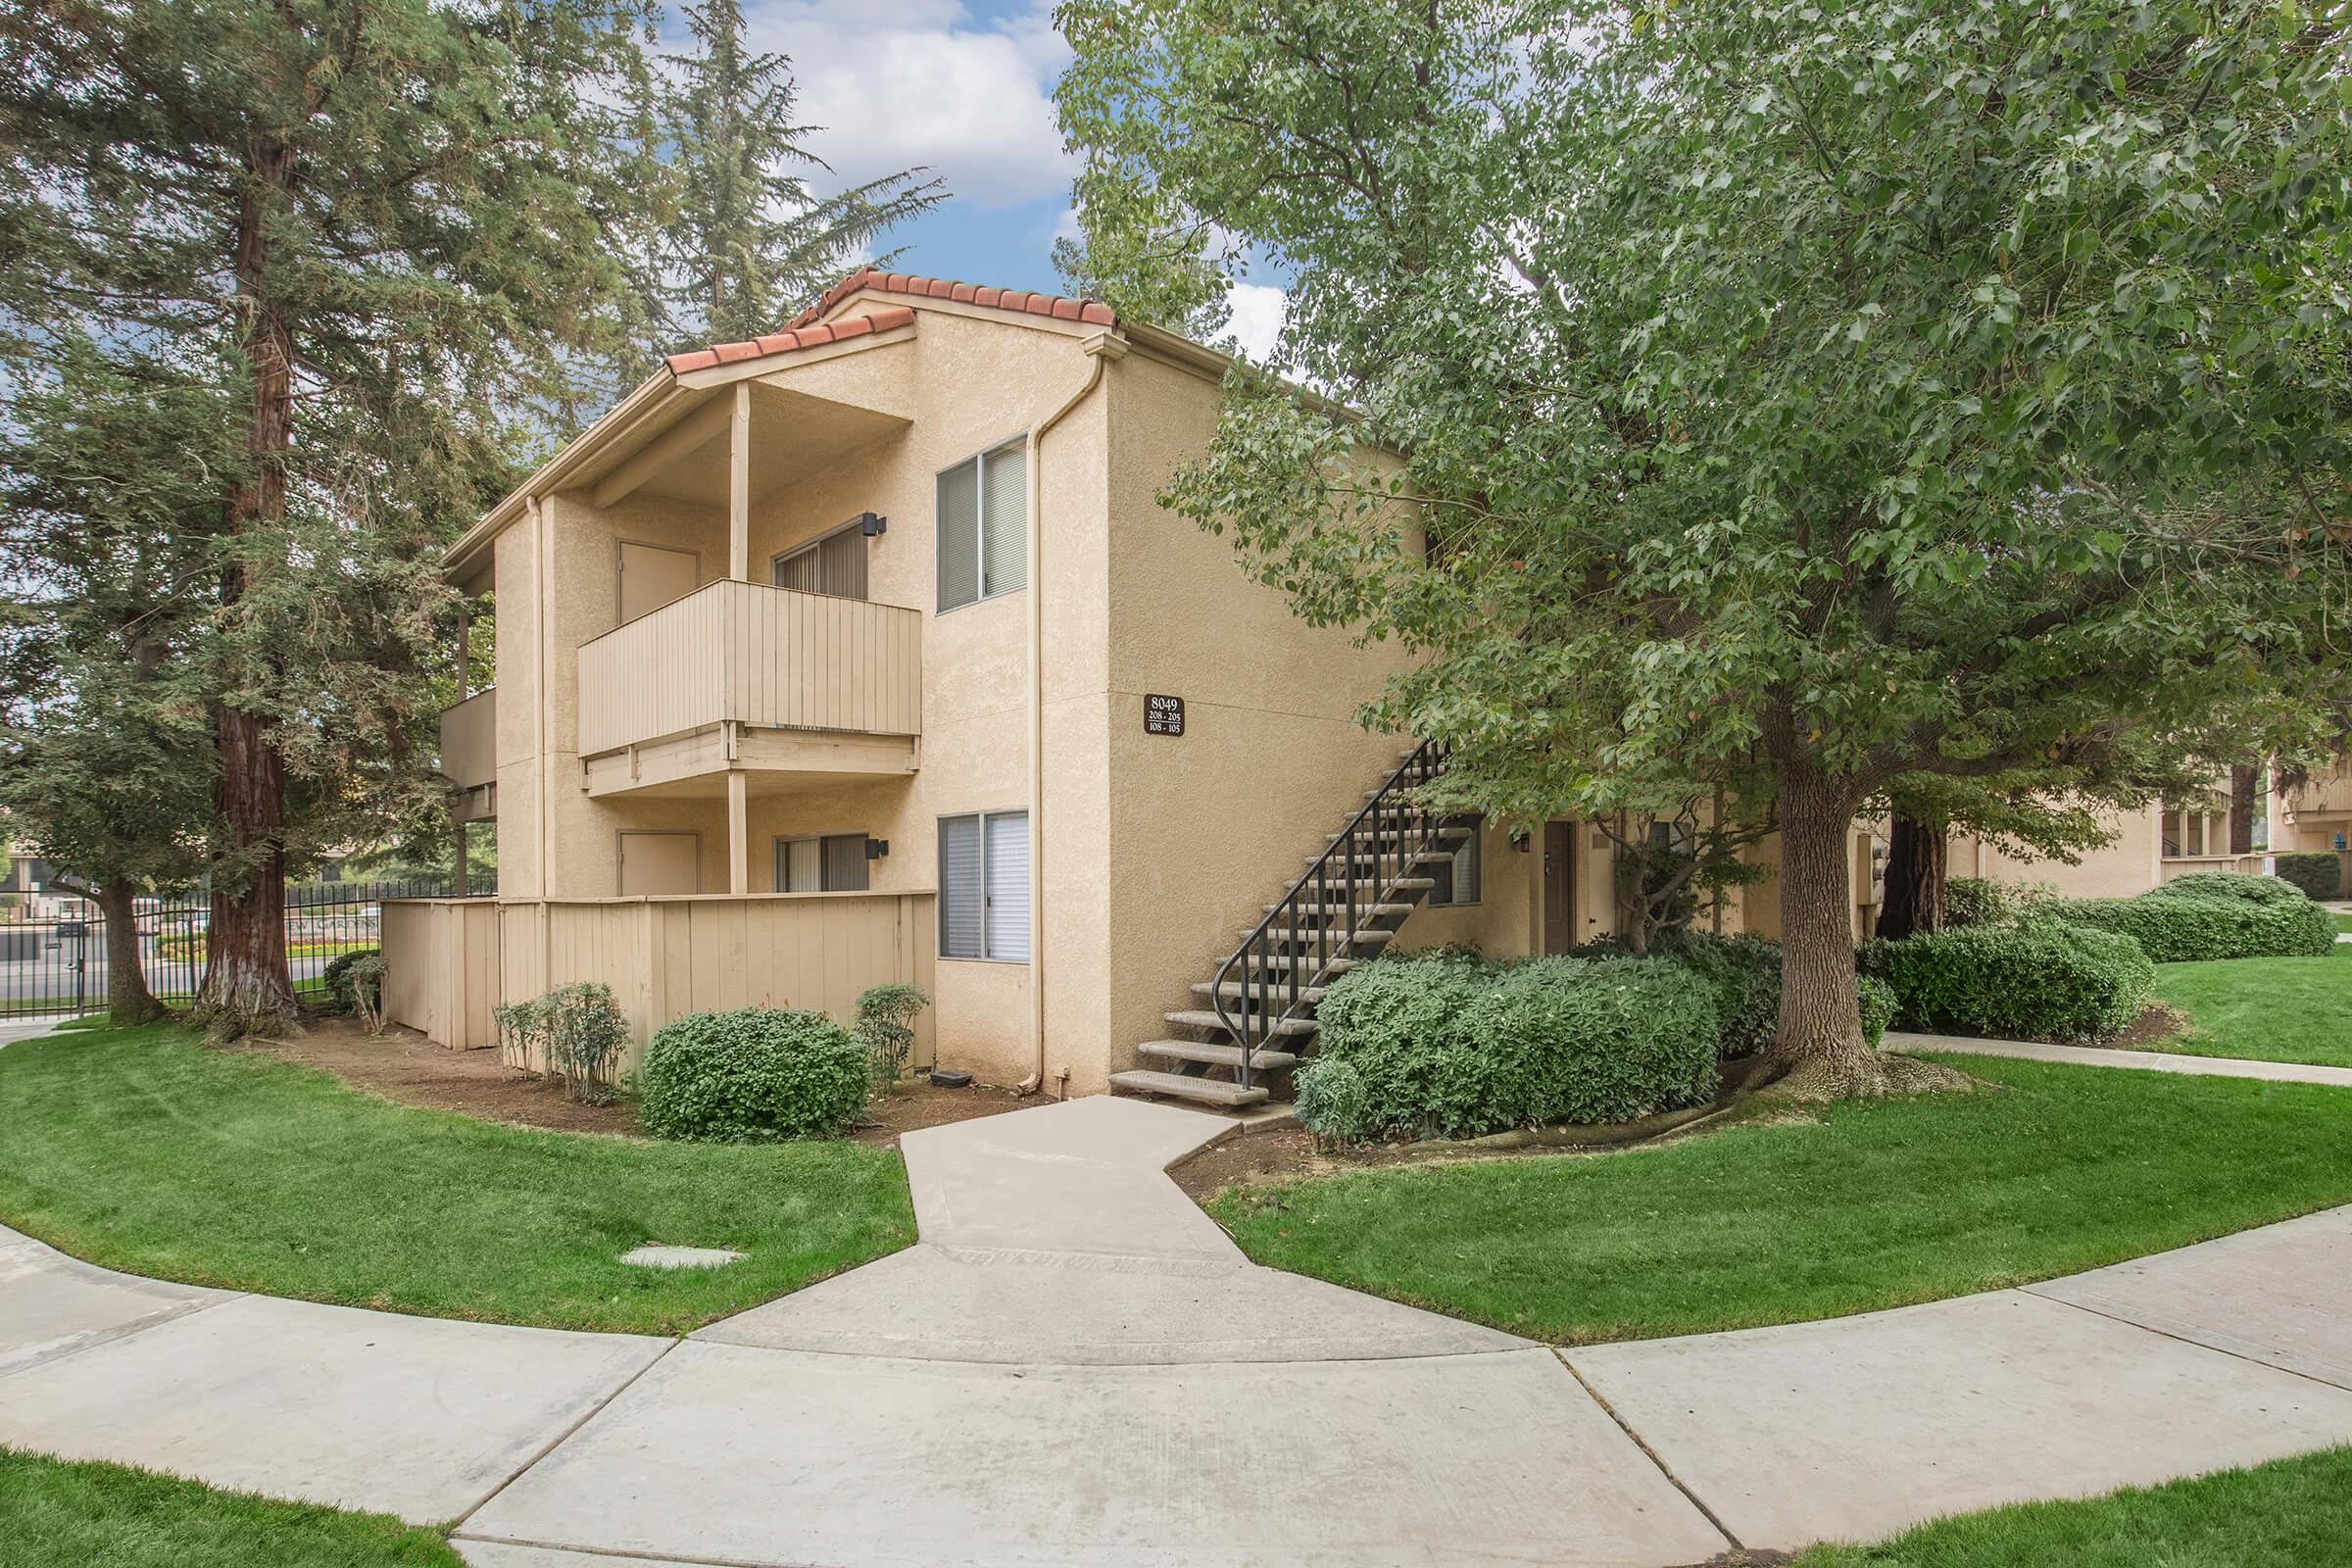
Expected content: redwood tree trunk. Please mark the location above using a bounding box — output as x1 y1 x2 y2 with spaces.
2230 764 2259 857
195 138 300 1036
1875 815 1946 941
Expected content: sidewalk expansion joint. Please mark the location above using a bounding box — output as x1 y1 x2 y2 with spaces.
2023 1285 2352 1394
451 1336 683 1531
1553 1348 1743 1555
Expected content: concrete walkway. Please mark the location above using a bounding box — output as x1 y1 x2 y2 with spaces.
8 1080 2352 1563
1887 1028 2352 1087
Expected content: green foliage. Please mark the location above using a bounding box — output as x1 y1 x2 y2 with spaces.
1058 0 2352 1059
323 948 382 1015
2272 853 2345 902
852 982 929 1092
493 983 629 1102
646 0 940 351
1868 925 2154 1043
1856 974 1897 1050
1658 932 1785 1059
1295 953 1720 1142
2041 879 2336 963
638 1006 869 1142
1947 877 2032 930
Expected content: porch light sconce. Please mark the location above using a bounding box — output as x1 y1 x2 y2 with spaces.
864 837 890 860
858 512 887 537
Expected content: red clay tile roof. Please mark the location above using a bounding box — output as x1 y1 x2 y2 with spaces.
663 270 1116 376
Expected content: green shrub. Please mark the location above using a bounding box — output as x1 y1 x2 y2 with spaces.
2040 881 2334 962
492 983 628 1102
1563 930 1781 1056
1868 924 2153 1043
1857 973 1896 1048
1295 953 1719 1142
2274 852 2346 902
1944 876 2061 929
853 982 928 1091
638 1006 869 1141
322 947 380 1014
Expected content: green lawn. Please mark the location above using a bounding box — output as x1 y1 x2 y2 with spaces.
0 1023 913 1333
2333 910 2352 933
2147 944 2352 1067
0 1449 463 1568
1790 1446 2352 1567
1207 1055 2352 1343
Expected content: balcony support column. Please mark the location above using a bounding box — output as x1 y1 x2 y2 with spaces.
727 722 749 895
728 382 751 580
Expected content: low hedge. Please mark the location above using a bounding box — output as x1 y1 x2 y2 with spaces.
2274 852 2345 902
1867 923 2153 1043
638 1005 869 1142
321 947 380 1014
2039 876 2334 962
1295 952 1720 1143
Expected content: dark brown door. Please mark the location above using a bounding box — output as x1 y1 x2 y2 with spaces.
1544 820 1576 954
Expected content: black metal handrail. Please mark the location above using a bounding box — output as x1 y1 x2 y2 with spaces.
1212 737 1453 1088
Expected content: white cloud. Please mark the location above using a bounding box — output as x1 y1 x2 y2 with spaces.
1224 282 1289 364
746 0 1073 210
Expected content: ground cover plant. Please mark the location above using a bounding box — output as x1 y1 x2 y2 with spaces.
1787 1446 2352 1568
1210 1054 2352 1343
2145 944 2352 1069
0 1448 465 1568
0 1022 912 1333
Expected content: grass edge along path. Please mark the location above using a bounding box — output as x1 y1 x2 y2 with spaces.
2145 944 2352 1068
0 1447 466 1568
1208 1054 2352 1344
0 1022 914 1335
1787 1445 2352 1567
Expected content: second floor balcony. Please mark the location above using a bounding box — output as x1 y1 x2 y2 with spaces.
439 686 498 821
575 578 922 796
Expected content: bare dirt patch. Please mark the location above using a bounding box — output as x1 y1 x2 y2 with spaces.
2105 1002 2193 1052
223 1014 1031 1145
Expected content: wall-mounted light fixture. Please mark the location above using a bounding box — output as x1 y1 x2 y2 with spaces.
858 512 887 537
864 837 890 860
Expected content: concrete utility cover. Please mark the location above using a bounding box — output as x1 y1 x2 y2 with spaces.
621 1245 744 1270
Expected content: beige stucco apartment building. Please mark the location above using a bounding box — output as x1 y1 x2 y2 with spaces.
385 270 1640 1104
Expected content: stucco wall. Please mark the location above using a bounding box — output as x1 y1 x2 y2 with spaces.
1954 806 2165 900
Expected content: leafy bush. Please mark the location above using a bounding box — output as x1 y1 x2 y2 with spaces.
346 956 388 1035
1857 973 1896 1048
638 1006 869 1141
2273 852 2345 902
323 947 381 1014
2040 880 2334 962
492 983 630 1102
1943 877 2061 929
1653 931 1783 1057
853 982 928 1091
1868 923 2153 1043
1295 953 1719 1142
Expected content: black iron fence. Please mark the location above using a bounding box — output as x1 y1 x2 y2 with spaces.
0 879 492 1020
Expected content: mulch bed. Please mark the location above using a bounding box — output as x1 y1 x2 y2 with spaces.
222 1013 1030 1146
2103 1003 2192 1052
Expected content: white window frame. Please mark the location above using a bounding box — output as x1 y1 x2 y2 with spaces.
935 436 1027 613
1430 820 1483 907
938 808 1029 961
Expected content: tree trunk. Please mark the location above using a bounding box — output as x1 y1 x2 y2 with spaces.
194 138 300 1037
1767 775 1964 1100
2230 764 2259 857
1875 815 1946 941
95 882 166 1025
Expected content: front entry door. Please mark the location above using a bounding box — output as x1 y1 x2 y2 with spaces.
1543 820 1576 954
618 832 700 896
617 540 699 623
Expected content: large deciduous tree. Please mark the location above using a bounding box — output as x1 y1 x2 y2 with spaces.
1059 0 2352 1095
0 0 657 1034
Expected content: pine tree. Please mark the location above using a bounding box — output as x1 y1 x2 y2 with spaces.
654 0 942 348
0 1 659 1034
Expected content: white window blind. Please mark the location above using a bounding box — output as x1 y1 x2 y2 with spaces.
984 810 1030 961
778 832 871 893
939 810 1028 959
781 836 821 894
939 814 985 957
937 440 1026 611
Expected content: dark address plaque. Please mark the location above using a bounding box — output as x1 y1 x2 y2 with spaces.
1144 693 1185 736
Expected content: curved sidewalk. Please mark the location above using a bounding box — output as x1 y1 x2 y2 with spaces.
6 1093 2352 1565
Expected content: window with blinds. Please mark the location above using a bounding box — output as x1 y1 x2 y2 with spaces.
936 440 1026 612
771 522 868 601
775 833 870 893
938 809 1029 959
1430 821 1483 906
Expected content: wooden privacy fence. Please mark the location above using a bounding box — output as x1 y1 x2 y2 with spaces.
381 893 937 1076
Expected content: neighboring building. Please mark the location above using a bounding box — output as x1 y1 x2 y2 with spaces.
1950 792 2264 902
2273 760 2352 894
383 270 1654 1105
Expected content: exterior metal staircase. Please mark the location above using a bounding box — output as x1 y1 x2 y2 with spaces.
1109 739 1465 1110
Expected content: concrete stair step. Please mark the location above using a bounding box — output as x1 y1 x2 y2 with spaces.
1242 954 1357 975
1107 1068 1270 1107
1240 926 1396 946
1194 979 1328 1004
1266 901 1417 919
1326 825 1473 845
1163 1008 1319 1038
1306 851 1455 872
1138 1039 1300 1072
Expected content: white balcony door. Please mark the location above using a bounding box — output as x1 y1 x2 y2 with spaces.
617 540 699 623
618 831 700 895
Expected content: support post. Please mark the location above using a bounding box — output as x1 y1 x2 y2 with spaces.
728 382 751 580
728 766 749 896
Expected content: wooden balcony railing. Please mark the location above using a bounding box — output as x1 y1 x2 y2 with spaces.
439 687 497 791
575 579 921 757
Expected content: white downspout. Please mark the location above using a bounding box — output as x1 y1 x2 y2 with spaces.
1019 328 1126 1097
